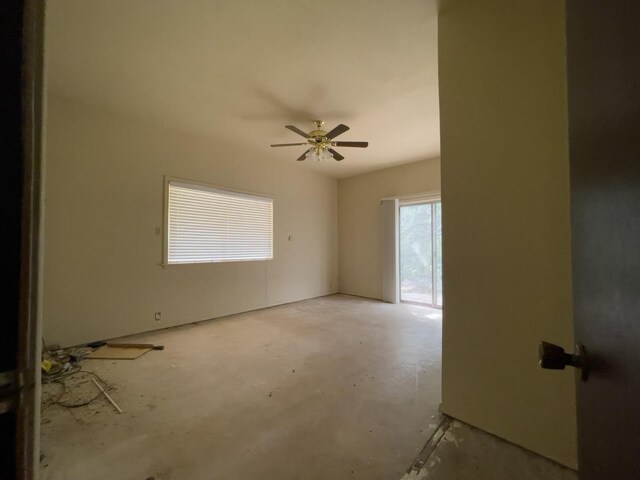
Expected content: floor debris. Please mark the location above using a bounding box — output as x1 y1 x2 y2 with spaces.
42 370 113 410
109 342 165 351
85 343 164 360
40 338 158 412
92 378 123 413
86 345 153 360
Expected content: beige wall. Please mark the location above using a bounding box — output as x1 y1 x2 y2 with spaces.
439 0 576 467
338 159 441 299
43 94 338 347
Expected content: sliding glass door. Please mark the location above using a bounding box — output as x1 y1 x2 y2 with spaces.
399 201 443 307
434 202 442 307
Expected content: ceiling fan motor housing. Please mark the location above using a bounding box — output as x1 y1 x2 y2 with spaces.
308 130 327 139
308 120 327 139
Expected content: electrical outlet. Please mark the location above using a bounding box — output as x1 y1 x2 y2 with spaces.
155 312 161 321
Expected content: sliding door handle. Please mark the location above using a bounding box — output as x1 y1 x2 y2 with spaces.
538 341 589 381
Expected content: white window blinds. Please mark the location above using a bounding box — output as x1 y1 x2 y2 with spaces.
166 181 273 264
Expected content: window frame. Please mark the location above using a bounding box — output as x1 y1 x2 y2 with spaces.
162 176 274 266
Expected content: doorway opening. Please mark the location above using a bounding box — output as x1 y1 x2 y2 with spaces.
399 200 442 307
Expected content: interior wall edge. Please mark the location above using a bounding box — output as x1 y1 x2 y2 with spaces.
438 0 576 469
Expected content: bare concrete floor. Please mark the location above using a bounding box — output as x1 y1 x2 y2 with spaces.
41 295 443 480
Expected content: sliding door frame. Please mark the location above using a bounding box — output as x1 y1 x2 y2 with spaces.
398 197 442 309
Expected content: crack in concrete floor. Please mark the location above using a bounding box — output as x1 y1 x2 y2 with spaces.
402 419 577 480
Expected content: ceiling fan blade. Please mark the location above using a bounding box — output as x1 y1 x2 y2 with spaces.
270 143 308 147
333 141 368 148
328 148 344 161
296 149 310 161
325 124 350 139
285 125 310 138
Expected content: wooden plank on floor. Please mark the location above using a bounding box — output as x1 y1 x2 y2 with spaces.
85 345 152 360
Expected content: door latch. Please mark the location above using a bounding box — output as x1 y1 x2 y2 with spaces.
538 342 589 381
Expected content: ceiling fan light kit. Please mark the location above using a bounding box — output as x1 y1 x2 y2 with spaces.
306 148 334 162
270 120 369 162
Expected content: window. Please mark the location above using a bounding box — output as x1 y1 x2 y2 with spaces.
165 179 273 264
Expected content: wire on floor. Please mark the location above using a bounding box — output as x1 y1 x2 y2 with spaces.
43 369 113 409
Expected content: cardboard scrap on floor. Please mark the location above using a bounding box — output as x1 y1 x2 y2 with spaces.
85 343 158 360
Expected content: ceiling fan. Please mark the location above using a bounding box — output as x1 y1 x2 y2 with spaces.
270 121 369 162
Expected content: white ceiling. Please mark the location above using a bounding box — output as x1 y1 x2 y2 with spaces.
45 0 440 178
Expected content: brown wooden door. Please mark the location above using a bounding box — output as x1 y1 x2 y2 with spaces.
0 1 44 478
566 1 640 478
0 3 27 477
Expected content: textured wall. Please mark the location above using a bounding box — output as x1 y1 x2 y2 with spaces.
43 95 338 346
338 159 441 299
